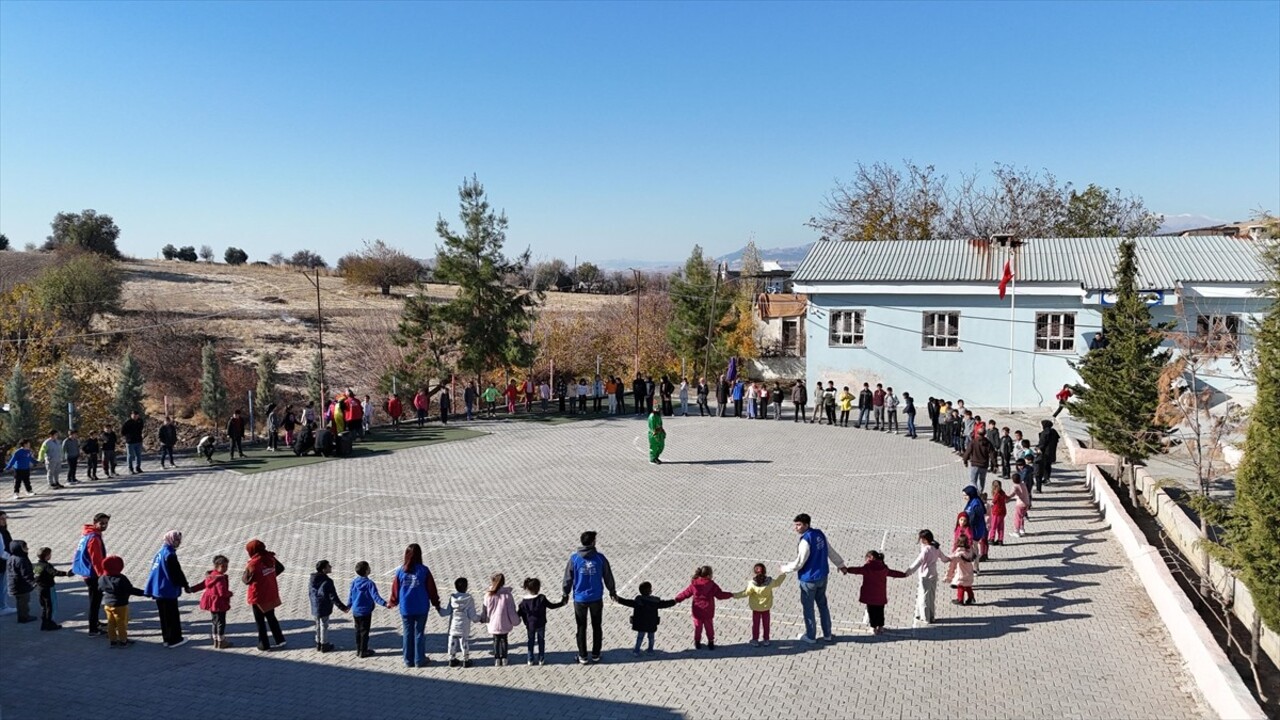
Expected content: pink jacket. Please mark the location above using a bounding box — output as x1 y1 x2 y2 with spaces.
944 549 977 587
674 577 734 621
484 587 519 634
843 559 907 606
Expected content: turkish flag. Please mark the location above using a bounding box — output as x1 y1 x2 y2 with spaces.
998 260 1013 299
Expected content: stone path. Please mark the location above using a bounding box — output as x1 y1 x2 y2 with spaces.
0 411 1207 719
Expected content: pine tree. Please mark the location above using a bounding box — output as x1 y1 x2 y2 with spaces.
307 351 325 407
1070 239 1172 499
49 364 80 433
200 342 227 426
1222 242 1280 632
255 352 278 409
110 352 146 422
1 364 38 450
405 176 540 380
668 245 733 374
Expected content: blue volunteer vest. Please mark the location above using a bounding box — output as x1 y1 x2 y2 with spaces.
395 565 431 616
571 551 607 603
72 532 103 577
144 544 181 599
797 528 829 582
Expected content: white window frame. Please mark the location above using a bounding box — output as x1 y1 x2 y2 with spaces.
1196 314 1240 354
828 309 865 347
922 311 960 350
1035 312 1076 353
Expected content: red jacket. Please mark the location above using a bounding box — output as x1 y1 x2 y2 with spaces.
674 577 733 620
413 391 429 411
345 397 362 423
243 541 283 611
80 524 107 577
991 489 1009 516
386 397 403 418
843 559 907 606
194 569 233 613
1056 387 1072 403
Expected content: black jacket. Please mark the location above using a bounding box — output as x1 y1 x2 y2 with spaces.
1037 427 1061 461
99 574 144 606
6 542 35 596
158 423 178 447
717 381 729 403
101 430 117 451
81 438 99 455
121 419 145 445
616 594 677 633
858 389 873 410
517 593 568 630
632 378 646 398
309 572 348 617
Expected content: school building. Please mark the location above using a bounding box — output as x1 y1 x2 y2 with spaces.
790 236 1273 408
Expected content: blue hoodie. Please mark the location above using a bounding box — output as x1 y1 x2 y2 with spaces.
562 547 617 603
349 575 388 616
3 448 34 472
963 486 989 540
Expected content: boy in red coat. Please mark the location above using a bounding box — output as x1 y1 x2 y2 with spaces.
673 566 734 650
191 554 234 648
242 539 286 651
840 550 907 635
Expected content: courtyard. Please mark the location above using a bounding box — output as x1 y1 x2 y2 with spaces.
0 412 1206 719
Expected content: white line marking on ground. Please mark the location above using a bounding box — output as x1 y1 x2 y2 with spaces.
190 488 357 554
881 530 889 551
666 552 789 564
379 505 526 575
295 521 449 535
201 492 373 558
623 515 701 590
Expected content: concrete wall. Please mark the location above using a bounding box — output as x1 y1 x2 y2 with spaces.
804 291 1261 407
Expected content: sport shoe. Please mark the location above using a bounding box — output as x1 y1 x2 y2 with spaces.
590 655 602 663
761 640 771 646
748 639 759 647
795 633 816 644
449 658 461 668
820 635 835 642
527 658 536 666
577 656 589 665
169 637 189 648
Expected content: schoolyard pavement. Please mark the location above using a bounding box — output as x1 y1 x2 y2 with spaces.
0 411 1207 719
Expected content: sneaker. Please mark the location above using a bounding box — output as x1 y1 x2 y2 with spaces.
694 641 703 650
168 638 189 648
707 642 716 651
321 642 334 652
577 655 589 665
820 635 835 642
258 642 271 651
276 639 287 648
88 629 104 636
590 655 601 663
632 649 641 657
449 658 461 668
463 659 473 668
644 648 654 654
795 633 816 644
539 657 546 666
748 639 759 647
527 658 536 666
761 640 771 646
951 599 963 605
10 493 17 500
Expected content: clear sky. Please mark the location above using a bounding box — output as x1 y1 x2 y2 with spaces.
1 1 1277 266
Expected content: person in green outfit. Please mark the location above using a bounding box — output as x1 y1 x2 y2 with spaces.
482 383 500 418
647 407 666 465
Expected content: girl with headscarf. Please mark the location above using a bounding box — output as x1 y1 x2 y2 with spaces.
144 530 190 647
242 539 287 651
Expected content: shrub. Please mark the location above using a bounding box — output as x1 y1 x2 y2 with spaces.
224 247 248 265
33 253 123 329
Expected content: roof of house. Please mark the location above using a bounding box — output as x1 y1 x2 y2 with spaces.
791 236 1274 290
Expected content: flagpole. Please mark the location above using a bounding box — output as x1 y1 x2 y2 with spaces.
1008 248 1016 413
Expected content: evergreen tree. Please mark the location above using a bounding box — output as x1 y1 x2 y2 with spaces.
1221 242 1280 632
307 351 325 407
1 364 38 450
200 342 227 425
110 352 146 422
667 246 733 371
255 352 278 410
49 364 80 433
1070 239 1171 495
403 176 540 379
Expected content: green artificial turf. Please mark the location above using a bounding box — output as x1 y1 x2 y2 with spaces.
216 424 487 475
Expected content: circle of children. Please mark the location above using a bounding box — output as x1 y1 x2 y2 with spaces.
1 393 1059 665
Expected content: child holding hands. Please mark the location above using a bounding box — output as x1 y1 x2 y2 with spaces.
673 565 734 650
732 564 785 646
839 550 907 635
190 555 233 648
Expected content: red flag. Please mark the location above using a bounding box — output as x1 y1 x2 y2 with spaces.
998 260 1013 299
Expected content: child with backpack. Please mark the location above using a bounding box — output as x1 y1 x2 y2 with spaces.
731 565 786 646
516 577 568 665
190 555 233 648
673 566 734 650
441 577 480 667
348 561 388 658
615 581 679 655
483 573 519 666
839 550 907 635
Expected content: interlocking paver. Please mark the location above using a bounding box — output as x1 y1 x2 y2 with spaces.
0 411 1207 719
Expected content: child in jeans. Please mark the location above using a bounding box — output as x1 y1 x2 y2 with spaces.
839 550 907 635
945 536 977 605
441 577 480 667
673 565 733 650
348 561 388 658
190 555 233 648
731 564 786 646
516 577 567 665
309 560 350 653
483 573 519 666
33 547 72 630
615 581 678 655
99 555 144 646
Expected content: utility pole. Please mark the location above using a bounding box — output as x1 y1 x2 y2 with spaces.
703 270 721 380
630 268 642 376
301 266 326 404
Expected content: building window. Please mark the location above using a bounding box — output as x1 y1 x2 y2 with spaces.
1035 313 1076 353
922 312 960 349
1196 314 1240 354
829 310 864 347
781 318 802 356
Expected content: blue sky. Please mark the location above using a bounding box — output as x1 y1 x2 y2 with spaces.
1 1 1277 265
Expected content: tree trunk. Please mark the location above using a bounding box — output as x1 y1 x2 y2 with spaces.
1127 461 1138 507
1198 514 1211 598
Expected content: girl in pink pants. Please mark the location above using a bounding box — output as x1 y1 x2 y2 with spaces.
732 563 786 646
1011 474 1032 536
674 566 734 650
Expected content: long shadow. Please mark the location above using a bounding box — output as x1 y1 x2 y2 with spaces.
661 459 774 466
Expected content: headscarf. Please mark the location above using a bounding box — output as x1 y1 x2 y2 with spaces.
245 539 267 557
164 530 183 548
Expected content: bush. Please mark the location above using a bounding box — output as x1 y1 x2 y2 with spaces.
339 240 422 295
161 244 178 260
42 209 122 258
176 246 198 262
224 247 248 265
34 253 123 328
289 250 327 269
0 233 9 251
199 245 215 262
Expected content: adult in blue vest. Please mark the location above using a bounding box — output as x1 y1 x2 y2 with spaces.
388 543 441 668
144 530 191 647
562 531 617 664
780 513 847 644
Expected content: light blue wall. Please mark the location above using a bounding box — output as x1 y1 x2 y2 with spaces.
804 291 1262 408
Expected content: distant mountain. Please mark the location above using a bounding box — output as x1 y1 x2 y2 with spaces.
716 243 814 270
1157 213 1226 235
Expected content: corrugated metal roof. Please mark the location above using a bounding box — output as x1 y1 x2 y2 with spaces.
791 236 1274 289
